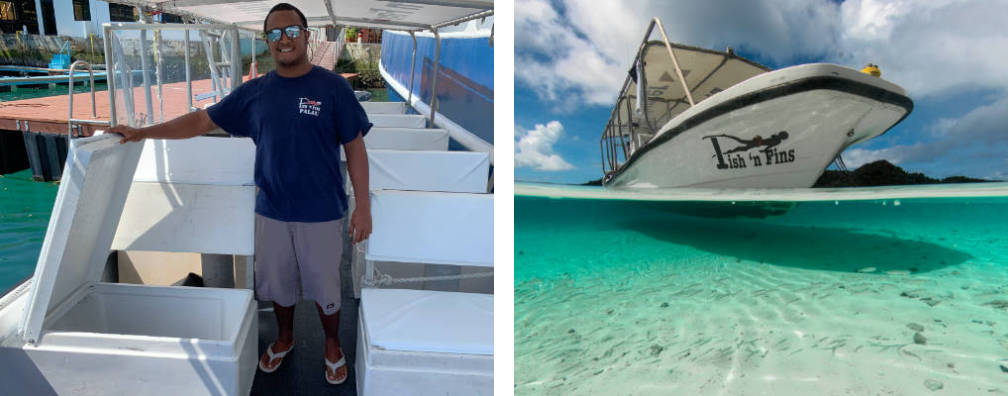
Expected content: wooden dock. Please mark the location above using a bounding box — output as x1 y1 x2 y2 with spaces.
0 78 227 136
310 41 339 71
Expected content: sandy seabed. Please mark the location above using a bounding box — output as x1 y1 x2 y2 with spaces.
515 253 1008 395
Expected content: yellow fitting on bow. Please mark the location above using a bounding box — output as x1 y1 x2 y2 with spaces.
861 64 881 77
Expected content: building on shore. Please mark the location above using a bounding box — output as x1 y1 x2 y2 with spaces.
1 0 186 37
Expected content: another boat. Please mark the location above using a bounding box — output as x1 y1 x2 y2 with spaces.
601 18 912 189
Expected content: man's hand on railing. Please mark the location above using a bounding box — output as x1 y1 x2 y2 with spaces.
108 125 145 144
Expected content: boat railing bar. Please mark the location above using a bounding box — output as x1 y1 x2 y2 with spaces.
155 29 166 124
104 22 242 32
624 95 635 156
599 17 697 182
429 28 441 126
103 25 117 127
602 122 608 175
409 31 417 104
226 29 241 94
103 23 241 127
232 29 242 91
66 60 102 143
202 31 221 103
250 32 257 74
185 29 193 111
140 27 154 123
333 26 346 66
68 118 111 125
609 118 618 173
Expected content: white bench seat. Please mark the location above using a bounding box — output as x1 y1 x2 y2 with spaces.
356 190 493 396
360 288 492 355
347 151 490 298
361 101 406 114
349 150 489 193
369 114 426 128
341 128 451 162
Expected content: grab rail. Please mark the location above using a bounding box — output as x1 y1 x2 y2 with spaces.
66 60 108 144
600 17 694 184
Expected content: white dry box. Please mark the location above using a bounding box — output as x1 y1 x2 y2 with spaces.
0 134 257 395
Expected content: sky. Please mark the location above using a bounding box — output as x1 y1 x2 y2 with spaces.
514 0 1008 184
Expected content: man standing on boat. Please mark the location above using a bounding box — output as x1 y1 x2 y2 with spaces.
110 3 370 385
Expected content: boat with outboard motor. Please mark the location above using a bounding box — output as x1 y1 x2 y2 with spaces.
601 18 912 189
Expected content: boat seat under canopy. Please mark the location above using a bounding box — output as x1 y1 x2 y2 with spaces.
357 190 493 396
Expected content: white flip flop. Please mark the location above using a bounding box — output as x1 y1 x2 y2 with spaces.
324 355 347 385
258 342 294 373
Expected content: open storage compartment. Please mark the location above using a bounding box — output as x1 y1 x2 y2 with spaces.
2 134 257 395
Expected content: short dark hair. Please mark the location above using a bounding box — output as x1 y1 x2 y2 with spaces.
264 3 307 32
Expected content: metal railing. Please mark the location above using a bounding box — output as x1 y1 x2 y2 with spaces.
66 60 110 144
600 17 694 184
103 23 241 128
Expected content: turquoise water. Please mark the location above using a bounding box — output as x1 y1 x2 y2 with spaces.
0 77 95 291
0 169 58 292
0 82 109 102
516 184 1008 395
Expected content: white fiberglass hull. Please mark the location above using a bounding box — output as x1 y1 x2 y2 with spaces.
607 64 912 189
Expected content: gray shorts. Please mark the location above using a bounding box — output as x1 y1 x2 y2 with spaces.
254 214 343 315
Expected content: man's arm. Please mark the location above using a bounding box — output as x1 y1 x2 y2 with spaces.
111 110 220 144
344 132 371 244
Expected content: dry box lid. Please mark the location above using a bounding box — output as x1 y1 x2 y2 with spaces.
20 133 143 343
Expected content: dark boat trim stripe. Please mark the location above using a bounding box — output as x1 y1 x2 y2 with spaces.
606 75 915 185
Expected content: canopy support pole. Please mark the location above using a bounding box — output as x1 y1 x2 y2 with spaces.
408 31 417 104
653 17 694 107
429 28 441 126
184 28 193 111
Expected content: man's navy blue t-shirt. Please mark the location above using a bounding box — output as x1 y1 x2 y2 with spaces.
206 66 372 222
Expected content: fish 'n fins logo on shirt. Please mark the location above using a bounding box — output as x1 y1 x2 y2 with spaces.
298 97 322 116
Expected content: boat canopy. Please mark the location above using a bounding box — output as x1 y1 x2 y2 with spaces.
601 18 769 181
620 42 770 137
113 0 493 32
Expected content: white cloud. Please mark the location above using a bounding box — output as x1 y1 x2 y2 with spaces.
515 0 635 108
836 0 1008 97
651 0 842 65
931 95 1008 143
515 121 575 171
515 0 843 109
842 95 1008 177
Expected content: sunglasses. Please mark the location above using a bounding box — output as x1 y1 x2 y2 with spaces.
264 25 305 42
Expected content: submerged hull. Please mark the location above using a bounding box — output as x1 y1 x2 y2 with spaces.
607 64 912 189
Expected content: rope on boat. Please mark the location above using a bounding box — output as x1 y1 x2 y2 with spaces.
366 270 494 287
